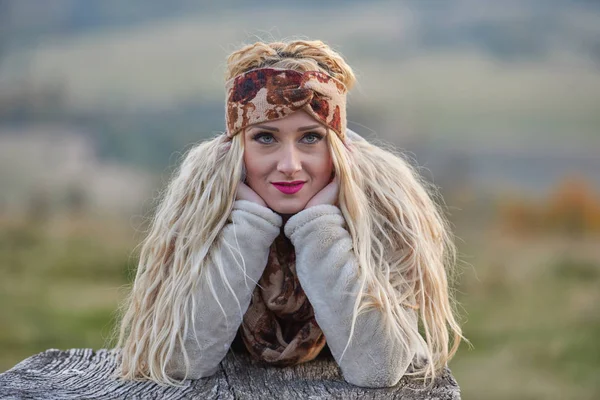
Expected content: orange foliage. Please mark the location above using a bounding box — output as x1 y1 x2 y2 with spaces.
498 176 600 236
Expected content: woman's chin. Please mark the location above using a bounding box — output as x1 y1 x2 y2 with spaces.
266 199 307 215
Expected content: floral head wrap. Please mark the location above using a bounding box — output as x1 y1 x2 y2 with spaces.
225 68 348 141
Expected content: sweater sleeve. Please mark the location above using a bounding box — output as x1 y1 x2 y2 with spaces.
167 200 282 380
284 205 419 388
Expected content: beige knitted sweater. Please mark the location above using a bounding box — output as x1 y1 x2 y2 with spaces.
166 199 424 388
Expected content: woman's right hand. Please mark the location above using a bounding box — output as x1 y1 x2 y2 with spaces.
236 182 267 208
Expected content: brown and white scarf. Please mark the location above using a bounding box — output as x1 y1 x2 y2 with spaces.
239 231 327 366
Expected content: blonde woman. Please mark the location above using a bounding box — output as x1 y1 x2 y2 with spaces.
112 40 464 389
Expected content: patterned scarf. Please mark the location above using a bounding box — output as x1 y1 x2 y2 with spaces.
239 230 327 366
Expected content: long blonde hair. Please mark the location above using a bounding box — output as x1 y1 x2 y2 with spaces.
110 39 465 386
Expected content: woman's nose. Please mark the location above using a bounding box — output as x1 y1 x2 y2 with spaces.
277 145 302 176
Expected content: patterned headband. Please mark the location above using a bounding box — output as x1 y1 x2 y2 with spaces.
225 68 348 141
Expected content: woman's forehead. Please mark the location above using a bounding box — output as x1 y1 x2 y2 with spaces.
246 111 326 133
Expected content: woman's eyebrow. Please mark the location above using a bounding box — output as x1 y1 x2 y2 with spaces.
249 124 324 133
298 124 322 132
251 125 279 132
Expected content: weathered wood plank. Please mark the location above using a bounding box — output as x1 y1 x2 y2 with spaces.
0 348 460 399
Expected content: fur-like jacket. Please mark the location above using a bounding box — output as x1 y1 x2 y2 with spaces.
166 200 425 388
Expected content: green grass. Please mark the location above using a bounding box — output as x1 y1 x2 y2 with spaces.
450 229 600 399
0 218 137 372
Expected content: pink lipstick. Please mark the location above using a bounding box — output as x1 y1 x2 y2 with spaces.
272 181 305 194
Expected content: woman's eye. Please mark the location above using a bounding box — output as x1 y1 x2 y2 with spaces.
253 132 323 144
254 133 274 144
303 133 323 144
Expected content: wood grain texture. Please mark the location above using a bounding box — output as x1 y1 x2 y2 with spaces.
0 348 460 399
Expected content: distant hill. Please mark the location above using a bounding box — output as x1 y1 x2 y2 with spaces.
2 0 599 61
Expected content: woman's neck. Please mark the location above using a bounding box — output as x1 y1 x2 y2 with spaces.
279 213 293 225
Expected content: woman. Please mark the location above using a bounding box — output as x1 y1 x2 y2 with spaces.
112 40 464 388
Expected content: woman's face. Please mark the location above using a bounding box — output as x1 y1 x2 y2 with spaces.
243 110 334 215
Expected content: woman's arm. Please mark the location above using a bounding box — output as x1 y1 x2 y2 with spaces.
284 204 419 388
167 200 282 379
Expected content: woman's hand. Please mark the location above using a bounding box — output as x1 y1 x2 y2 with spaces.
236 182 267 207
304 176 340 209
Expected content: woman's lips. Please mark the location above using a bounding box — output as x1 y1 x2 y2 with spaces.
272 182 305 194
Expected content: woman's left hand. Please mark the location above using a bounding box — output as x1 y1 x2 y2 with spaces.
304 176 340 209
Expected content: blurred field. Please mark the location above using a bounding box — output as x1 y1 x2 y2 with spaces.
1 195 599 399
0 216 137 369
453 228 600 399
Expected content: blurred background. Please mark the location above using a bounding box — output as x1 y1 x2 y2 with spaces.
1 0 599 398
